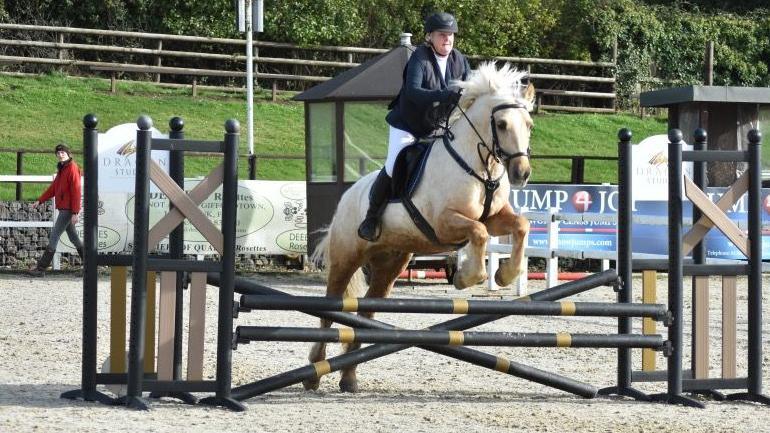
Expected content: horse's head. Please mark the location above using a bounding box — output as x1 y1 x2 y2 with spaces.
451 63 535 187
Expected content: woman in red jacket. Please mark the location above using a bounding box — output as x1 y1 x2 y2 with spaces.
28 143 83 276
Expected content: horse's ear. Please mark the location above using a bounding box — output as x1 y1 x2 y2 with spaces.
523 83 536 111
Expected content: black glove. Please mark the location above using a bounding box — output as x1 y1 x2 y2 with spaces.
442 88 462 105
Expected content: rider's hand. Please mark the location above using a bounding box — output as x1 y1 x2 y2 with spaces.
71 213 79 225
442 89 463 105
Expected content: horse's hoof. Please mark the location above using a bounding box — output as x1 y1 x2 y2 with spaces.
452 272 468 290
302 378 320 391
339 379 358 393
494 269 507 287
477 273 488 285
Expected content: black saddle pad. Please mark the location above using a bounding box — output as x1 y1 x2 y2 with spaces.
390 140 435 201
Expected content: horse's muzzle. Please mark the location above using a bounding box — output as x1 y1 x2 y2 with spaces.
507 158 531 187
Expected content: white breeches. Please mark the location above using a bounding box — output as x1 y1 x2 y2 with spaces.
384 126 415 176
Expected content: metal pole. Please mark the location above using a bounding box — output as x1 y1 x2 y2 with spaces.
747 129 762 394
668 129 683 398
599 129 648 400
653 130 702 407
705 41 714 86
81 116 99 396
15 151 23 200
123 116 153 410
245 0 255 167
60 114 113 404
691 128 707 381
723 130 770 405
168 117 185 382
199 120 245 411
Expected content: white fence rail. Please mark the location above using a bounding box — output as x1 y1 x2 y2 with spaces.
0 174 61 269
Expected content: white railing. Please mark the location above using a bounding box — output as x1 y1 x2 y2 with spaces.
0 174 61 269
487 208 611 296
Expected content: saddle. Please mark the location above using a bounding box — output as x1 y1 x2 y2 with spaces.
386 139 467 249
389 140 433 201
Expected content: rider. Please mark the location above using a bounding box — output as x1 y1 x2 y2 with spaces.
357 11 471 242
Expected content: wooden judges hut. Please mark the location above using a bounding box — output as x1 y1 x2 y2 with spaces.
640 86 770 186
295 35 414 252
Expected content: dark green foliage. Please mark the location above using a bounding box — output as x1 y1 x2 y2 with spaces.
2 1 768 107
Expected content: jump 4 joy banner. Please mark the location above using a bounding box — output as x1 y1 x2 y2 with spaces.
59 123 308 255
510 134 770 260
510 184 770 260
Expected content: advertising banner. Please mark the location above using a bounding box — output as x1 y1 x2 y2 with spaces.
58 123 307 256
60 180 307 255
512 184 770 260
510 184 618 254
97 123 169 193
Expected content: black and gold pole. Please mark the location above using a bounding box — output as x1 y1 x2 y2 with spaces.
236 327 665 349
240 295 667 320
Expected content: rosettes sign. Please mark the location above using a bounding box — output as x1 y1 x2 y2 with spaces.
57 124 307 255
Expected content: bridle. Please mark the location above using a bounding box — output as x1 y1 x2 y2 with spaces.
488 103 532 164
439 99 531 221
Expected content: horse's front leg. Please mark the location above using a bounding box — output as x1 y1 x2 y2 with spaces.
437 212 490 289
485 203 529 287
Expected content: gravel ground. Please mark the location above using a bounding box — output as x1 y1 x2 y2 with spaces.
1 271 770 433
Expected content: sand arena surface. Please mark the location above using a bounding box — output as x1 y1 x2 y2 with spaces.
1 271 770 432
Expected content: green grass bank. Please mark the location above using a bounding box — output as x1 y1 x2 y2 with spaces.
0 73 668 200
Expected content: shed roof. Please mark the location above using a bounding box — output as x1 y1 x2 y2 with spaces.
641 85 770 107
294 44 413 102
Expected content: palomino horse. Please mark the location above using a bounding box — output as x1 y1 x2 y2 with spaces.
307 62 535 392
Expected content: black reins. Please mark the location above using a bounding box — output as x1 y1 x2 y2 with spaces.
441 101 531 221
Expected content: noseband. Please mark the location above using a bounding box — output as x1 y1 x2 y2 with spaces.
489 103 531 164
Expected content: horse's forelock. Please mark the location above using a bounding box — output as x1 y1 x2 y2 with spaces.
446 62 528 125
462 62 527 100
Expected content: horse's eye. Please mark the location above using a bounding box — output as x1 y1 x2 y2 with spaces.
496 120 507 130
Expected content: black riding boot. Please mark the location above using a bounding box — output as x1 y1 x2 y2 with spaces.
76 247 83 259
28 248 55 277
357 170 392 242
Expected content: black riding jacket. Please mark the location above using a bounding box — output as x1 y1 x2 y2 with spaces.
386 44 471 138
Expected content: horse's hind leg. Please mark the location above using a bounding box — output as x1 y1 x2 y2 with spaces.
338 251 411 393
302 251 362 391
485 203 529 287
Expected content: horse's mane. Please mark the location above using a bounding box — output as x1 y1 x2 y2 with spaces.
447 62 530 126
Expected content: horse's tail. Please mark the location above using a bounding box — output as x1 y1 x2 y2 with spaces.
310 225 367 299
309 226 330 269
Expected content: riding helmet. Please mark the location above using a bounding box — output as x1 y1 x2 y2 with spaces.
424 12 459 34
